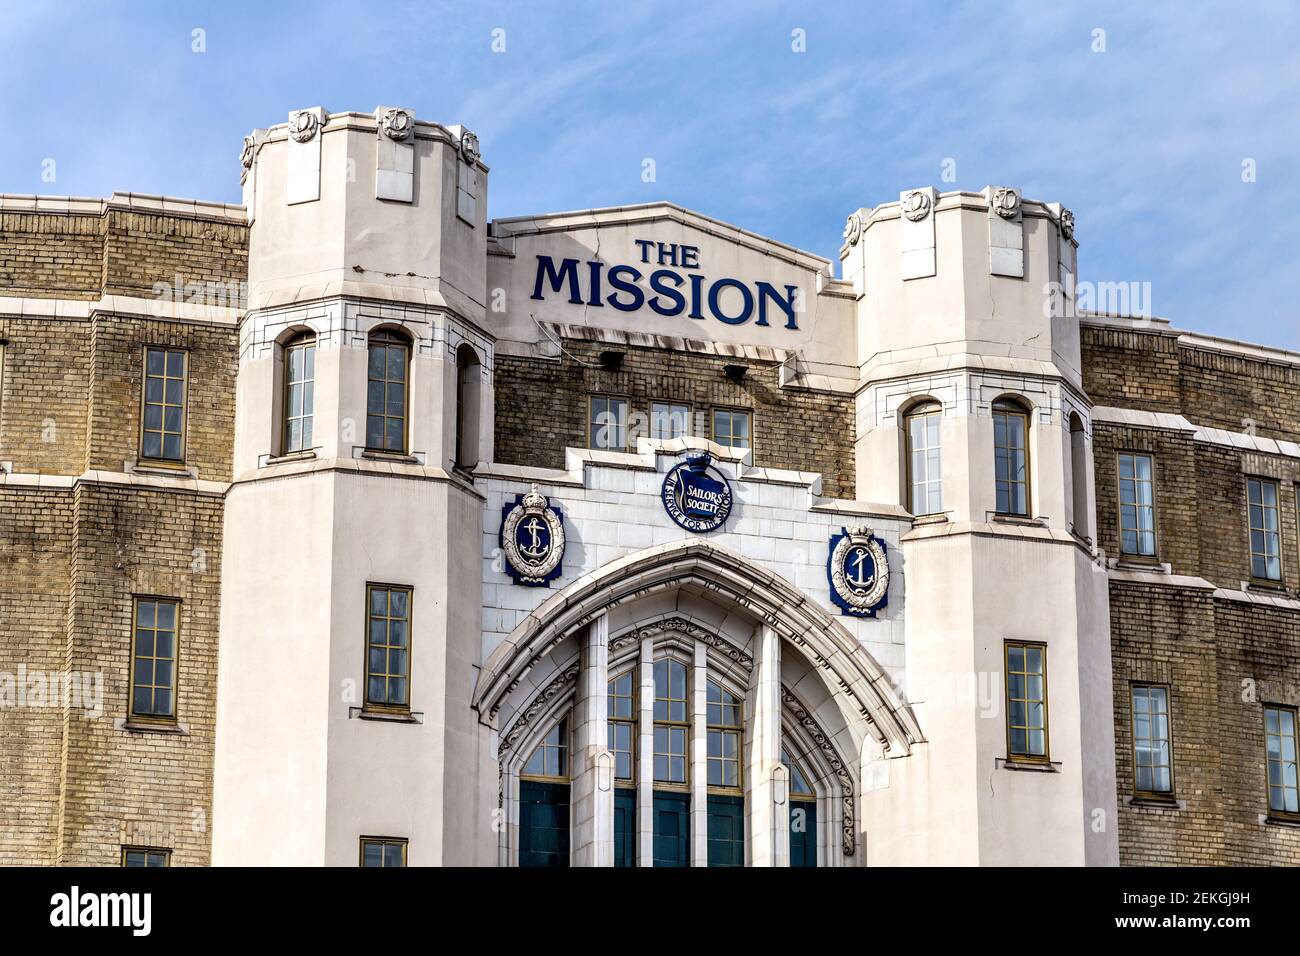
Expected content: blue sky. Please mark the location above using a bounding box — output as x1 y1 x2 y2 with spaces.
1 0 1297 347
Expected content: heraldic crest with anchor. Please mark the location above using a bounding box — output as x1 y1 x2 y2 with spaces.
500 484 566 587
826 525 890 617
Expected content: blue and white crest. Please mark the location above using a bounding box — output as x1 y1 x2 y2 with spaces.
500 484 565 587
826 526 889 617
661 452 733 533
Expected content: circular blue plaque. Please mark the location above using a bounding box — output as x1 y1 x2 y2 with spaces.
661 453 733 533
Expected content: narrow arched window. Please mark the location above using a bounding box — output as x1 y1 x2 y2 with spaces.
904 400 942 515
455 344 481 469
281 332 316 454
782 746 818 868
1069 413 1091 541
367 329 410 453
993 398 1030 516
519 717 570 868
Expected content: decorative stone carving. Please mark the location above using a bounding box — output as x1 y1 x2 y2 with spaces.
239 134 255 171
827 525 890 617
1060 207 1075 240
629 617 753 671
842 211 863 246
990 186 1021 219
380 107 413 141
498 660 580 755
288 110 319 143
901 189 932 222
500 484 566 586
460 129 480 161
782 687 856 856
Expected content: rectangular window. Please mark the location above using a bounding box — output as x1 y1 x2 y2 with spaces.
130 598 178 721
711 408 751 449
140 346 187 463
1265 705 1299 817
650 402 690 441
653 658 689 786
1248 477 1282 581
1005 641 1048 761
121 846 171 867
588 394 629 451
365 584 411 711
1118 452 1157 557
359 837 408 867
608 671 636 783
1131 684 1173 795
706 680 742 790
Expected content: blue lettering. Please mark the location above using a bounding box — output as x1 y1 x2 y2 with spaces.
606 265 645 312
688 274 706 319
648 269 686 316
708 278 754 325
586 261 605 308
531 255 583 304
755 281 799 330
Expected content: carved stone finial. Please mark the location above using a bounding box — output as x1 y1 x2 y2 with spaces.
460 129 480 161
843 211 863 246
288 110 319 143
381 108 413 141
1059 207 1075 240
901 190 932 222
991 186 1021 219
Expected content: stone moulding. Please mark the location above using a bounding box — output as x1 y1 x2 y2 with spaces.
473 538 923 756
782 687 856 857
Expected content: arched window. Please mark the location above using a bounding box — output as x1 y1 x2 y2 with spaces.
993 398 1031 516
782 747 818 868
519 717 569 867
454 343 481 470
366 328 411 453
1069 413 1090 540
281 332 316 454
904 400 943 516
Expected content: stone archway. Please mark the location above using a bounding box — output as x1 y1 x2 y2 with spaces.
477 539 923 867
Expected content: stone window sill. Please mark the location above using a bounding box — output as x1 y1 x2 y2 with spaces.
912 513 949 526
1246 580 1288 595
357 449 421 465
262 449 317 467
990 514 1044 528
1126 794 1183 810
1262 814 1300 830
350 706 423 724
130 461 197 479
116 717 189 736
996 757 1061 773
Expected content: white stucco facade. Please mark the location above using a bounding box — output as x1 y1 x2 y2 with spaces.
212 107 1117 867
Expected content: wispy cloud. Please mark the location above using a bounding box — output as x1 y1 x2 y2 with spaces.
0 0 1296 345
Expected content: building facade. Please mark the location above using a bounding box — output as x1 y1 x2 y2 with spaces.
1 107 1298 866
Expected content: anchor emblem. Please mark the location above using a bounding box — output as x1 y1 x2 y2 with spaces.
827 526 889 617
846 547 875 591
518 516 550 561
500 484 565 587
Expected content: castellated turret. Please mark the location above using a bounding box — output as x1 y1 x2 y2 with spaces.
842 187 1113 866
214 108 497 865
